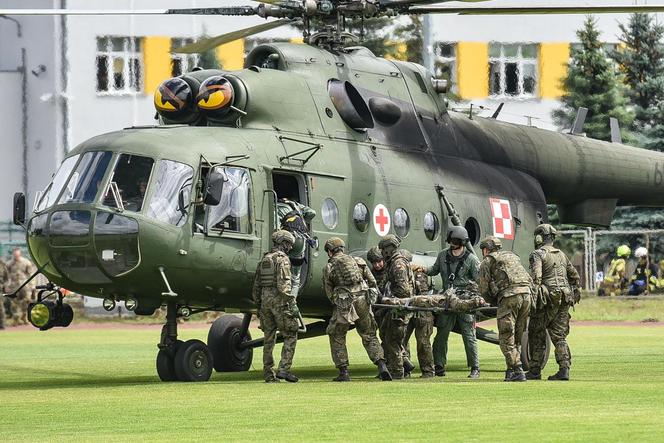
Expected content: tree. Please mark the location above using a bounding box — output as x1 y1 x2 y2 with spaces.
614 13 664 151
553 16 633 142
387 16 424 64
197 42 222 70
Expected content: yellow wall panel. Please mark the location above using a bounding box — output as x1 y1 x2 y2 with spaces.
457 42 489 99
216 40 245 71
143 36 171 95
539 43 570 99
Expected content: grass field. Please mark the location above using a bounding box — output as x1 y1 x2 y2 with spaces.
1 318 664 442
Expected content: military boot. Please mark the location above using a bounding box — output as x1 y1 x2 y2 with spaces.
377 360 392 381
506 365 526 382
468 367 480 379
276 370 299 383
333 367 351 382
525 369 542 380
434 365 446 377
547 367 570 381
403 357 415 377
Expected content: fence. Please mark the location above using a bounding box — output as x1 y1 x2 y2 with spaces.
0 220 27 259
559 228 664 292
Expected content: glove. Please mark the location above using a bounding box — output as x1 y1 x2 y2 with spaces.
572 287 581 305
536 285 549 309
287 300 300 318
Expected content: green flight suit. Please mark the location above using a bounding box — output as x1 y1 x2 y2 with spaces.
426 247 480 369
277 200 316 297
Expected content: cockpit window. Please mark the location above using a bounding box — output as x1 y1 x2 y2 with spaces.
146 160 194 227
104 154 154 212
206 167 252 234
35 154 80 212
58 151 112 204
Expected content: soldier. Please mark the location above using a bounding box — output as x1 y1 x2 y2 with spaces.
527 225 581 381
252 230 300 383
402 265 435 378
422 226 481 378
478 236 532 382
277 198 316 297
0 259 9 330
323 237 391 381
7 248 36 326
378 234 414 379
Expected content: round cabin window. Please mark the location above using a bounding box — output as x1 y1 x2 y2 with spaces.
353 203 369 232
322 198 339 230
424 212 439 241
394 208 410 237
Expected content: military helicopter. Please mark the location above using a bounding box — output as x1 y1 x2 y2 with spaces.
4 1 664 382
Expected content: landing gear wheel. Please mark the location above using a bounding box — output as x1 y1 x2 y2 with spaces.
174 339 213 382
156 340 183 382
208 315 253 372
520 330 550 372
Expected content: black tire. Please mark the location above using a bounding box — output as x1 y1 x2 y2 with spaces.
520 330 550 372
174 339 213 382
208 315 253 372
156 340 183 382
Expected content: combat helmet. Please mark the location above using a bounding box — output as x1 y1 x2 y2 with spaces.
447 226 469 244
378 234 401 250
366 246 383 263
534 224 557 237
479 236 502 251
617 245 631 258
324 237 345 253
272 230 295 246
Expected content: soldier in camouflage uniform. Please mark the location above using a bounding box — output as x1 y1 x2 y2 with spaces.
379 234 414 379
277 198 316 297
0 259 9 330
478 236 532 382
323 238 391 381
402 265 435 377
252 230 300 383
526 224 581 381
7 248 36 326
422 226 481 378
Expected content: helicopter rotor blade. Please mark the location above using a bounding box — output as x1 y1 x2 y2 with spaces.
0 6 279 16
174 18 297 54
379 0 488 8
409 4 664 16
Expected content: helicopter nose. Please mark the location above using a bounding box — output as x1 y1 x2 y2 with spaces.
28 209 140 284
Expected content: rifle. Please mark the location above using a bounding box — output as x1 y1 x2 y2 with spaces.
435 185 476 255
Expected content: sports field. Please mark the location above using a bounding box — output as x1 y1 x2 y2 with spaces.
1 316 663 441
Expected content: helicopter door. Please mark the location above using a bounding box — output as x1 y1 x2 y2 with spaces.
268 172 312 292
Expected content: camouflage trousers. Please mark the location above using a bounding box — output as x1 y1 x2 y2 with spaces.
497 293 531 369
383 312 413 378
10 288 32 325
433 312 478 369
259 295 299 380
326 295 383 368
528 300 571 371
403 312 434 376
0 296 6 329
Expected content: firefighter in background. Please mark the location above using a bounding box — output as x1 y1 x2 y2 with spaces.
656 260 664 292
628 247 658 296
598 245 630 297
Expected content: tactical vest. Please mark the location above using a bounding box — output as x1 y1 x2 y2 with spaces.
258 251 281 287
329 253 364 288
488 250 531 295
539 245 571 290
388 253 414 297
414 269 430 295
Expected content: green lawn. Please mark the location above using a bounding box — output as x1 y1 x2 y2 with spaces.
575 294 664 322
1 322 663 442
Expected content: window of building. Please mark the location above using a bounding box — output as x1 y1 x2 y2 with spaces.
96 36 143 94
489 43 538 97
171 38 200 77
433 42 457 91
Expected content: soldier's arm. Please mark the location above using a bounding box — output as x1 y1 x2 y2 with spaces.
251 268 262 307
322 264 335 302
299 203 317 221
426 251 442 277
477 259 492 299
565 257 581 288
468 253 481 281
276 255 293 302
391 261 412 297
355 258 377 289
529 250 544 286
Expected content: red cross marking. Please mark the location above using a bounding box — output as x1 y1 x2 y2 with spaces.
376 208 389 231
